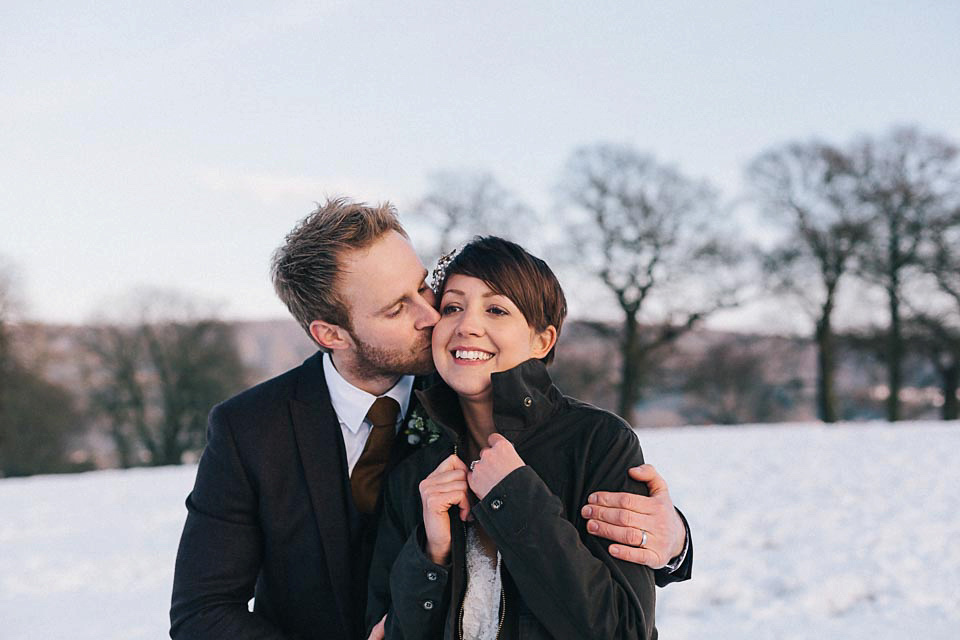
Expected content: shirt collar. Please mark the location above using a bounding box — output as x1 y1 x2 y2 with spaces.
322 352 414 433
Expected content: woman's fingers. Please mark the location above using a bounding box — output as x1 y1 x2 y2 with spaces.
420 454 472 523
435 453 468 472
423 480 469 498
456 488 472 522
420 456 471 565
422 468 468 485
426 488 469 505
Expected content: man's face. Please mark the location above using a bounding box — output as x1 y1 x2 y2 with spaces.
336 231 440 381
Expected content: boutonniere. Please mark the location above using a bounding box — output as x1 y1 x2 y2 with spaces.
403 407 443 447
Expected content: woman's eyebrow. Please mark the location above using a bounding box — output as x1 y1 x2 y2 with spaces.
442 289 505 299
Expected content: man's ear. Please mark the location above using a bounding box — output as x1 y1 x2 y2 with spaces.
531 325 558 360
309 320 353 351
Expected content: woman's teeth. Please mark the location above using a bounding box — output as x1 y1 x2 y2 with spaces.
454 349 493 361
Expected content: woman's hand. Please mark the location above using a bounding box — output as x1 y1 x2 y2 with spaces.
419 454 471 564
468 433 525 500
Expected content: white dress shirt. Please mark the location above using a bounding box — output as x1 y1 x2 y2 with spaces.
322 352 414 477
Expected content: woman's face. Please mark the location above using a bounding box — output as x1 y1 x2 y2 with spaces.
432 274 556 403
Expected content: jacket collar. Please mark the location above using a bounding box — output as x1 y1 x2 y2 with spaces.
415 358 565 445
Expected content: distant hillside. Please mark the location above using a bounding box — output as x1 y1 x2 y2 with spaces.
10 317 937 437
232 319 318 382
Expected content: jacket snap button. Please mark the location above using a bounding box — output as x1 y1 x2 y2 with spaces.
423 599 435 611
491 498 503 510
426 570 438 582
523 396 533 407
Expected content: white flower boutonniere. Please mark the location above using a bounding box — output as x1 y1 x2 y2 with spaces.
403 407 443 447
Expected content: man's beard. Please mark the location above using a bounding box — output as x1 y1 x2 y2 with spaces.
350 332 436 380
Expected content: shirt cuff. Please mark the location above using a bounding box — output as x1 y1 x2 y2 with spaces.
661 510 690 573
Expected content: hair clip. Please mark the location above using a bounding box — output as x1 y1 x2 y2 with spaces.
430 246 463 295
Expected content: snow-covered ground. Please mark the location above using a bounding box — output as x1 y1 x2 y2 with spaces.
1 421 958 639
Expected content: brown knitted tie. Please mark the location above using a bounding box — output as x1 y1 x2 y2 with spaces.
350 396 401 514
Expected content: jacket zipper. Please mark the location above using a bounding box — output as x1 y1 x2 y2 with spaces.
454 442 465 640
453 442 507 640
495 584 506 639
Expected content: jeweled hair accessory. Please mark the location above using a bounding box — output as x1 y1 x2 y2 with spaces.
430 245 463 294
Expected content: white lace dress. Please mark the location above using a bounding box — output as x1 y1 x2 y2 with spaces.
460 525 503 640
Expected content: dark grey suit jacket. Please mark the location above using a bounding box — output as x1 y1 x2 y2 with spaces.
170 352 419 639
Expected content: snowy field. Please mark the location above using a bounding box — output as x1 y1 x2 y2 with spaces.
1 421 958 639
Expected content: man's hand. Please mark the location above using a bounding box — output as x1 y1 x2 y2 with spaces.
419 455 471 564
366 614 386 640
580 464 686 569
467 433 525 500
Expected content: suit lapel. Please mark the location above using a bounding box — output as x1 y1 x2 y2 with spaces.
383 373 433 474
289 354 353 635
288 358 434 634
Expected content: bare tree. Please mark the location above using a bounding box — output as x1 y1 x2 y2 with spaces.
411 170 533 263
928 207 960 312
912 208 960 419
0 261 83 477
0 261 13 402
549 320 622 411
748 141 870 422
906 314 960 420
849 127 960 421
1 362 82 477
557 143 743 425
0 261 16 469
85 292 248 467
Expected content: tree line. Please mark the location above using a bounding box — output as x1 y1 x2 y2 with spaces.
409 125 960 426
1 124 958 477
0 288 247 476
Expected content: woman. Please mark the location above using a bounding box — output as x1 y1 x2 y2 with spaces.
366 237 656 639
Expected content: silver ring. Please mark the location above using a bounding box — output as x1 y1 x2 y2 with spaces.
469 460 478 472
639 530 648 548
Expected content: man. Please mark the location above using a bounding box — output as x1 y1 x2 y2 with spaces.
170 198 691 639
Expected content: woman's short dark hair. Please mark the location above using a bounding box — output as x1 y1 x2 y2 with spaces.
439 236 567 364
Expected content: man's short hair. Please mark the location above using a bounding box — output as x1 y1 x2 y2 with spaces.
271 197 407 347
439 236 567 364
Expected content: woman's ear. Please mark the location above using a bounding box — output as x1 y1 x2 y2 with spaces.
309 319 352 351
530 325 558 360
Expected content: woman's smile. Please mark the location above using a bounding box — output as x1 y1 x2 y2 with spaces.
432 274 554 400
451 348 495 364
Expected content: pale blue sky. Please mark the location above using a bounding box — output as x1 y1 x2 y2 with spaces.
2 1 959 326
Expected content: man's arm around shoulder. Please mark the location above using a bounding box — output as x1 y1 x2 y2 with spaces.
581 463 693 586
